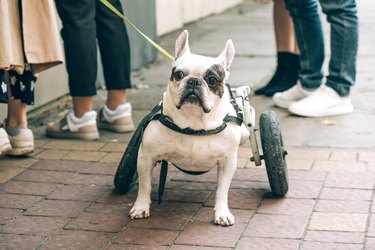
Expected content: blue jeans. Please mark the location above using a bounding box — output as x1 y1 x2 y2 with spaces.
284 0 358 96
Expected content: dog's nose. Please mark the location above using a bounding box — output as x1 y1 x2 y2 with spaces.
187 77 202 88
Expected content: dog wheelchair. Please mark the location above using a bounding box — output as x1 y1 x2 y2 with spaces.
113 85 288 198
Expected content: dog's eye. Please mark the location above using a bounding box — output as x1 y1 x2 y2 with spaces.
174 71 184 81
207 76 218 86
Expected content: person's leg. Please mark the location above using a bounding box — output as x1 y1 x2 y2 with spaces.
320 0 358 97
95 0 134 133
55 0 97 117
95 0 131 107
256 0 300 96
47 0 99 140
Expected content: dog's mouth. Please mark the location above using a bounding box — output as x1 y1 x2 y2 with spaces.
176 90 211 113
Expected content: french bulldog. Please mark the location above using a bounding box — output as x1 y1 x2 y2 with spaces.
129 30 249 226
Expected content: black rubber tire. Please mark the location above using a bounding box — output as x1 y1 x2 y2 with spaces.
113 151 138 194
259 110 288 196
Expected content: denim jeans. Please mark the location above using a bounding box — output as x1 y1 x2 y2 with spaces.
284 0 358 96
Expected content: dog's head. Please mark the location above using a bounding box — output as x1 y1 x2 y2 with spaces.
167 30 235 114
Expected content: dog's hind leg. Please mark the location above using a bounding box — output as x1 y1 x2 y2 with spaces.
214 156 237 226
129 150 154 219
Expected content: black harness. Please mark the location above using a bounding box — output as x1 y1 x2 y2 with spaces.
114 85 244 203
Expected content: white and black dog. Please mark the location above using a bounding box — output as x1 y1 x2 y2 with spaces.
129 30 249 226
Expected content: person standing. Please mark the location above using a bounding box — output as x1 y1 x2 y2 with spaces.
47 0 134 140
0 0 63 156
273 0 358 117
255 0 300 96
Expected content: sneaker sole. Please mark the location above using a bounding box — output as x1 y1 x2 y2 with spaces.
0 143 12 156
97 122 135 133
8 146 34 156
273 96 294 109
46 130 100 140
289 104 354 117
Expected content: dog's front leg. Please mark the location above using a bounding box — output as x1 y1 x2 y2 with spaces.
129 150 154 219
214 156 237 226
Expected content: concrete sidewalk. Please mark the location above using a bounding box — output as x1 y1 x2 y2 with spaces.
1 0 375 249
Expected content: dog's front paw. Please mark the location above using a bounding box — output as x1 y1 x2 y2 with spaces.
129 201 150 219
214 208 235 226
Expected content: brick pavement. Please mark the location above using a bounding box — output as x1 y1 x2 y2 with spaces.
1 141 375 249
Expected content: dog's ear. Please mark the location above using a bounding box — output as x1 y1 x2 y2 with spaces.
175 30 190 59
218 39 235 71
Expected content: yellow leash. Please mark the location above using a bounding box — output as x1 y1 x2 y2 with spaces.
99 0 175 62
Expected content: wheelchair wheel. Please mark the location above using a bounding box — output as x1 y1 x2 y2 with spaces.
113 145 139 194
259 110 288 196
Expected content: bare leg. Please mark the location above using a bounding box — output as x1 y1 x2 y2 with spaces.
72 96 94 118
5 72 27 128
106 89 127 110
274 0 299 54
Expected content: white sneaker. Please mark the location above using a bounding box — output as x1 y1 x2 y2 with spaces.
6 127 34 156
97 103 135 133
273 81 315 109
288 85 354 117
0 128 12 156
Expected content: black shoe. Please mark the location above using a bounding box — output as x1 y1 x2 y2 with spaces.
255 52 298 95
263 53 300 96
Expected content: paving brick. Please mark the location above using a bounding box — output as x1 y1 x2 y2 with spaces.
128 208 193 230
229 180 269 190
287 148 330 160
0 208 22 225
65 211 129 232
0 193 41 209
288 170 326 181
366 215 375 237
325 172 375 189
258 198 315 215
243 214 309 239
13 169 77 184
69 173 114 186
34 149 69 160
85 202 133 215
233 168 269 182
165 180 216 190
237 237 300 250
365 237 375 249
43 230 111 250
106 244 165 250
113 228 177 245
100 152 123 163
285 180 322 199
300 241 362 250
25 199 90 217
1 181 58 196
304 231 364 244
48 184 109 201
34 139 49 148
175 209 252 248
320 187 373 201
42 140 105 151
330 151 358 162
308 212 367 232
79 162 118 175
2 215 68 236
0 234 44 250
31 159 89 172
172 245 231 250
63 151 107 162
359 152 375 162
204 189 263 209
0 157 38 183
99 142 128 152
95 190 136 205
315 200 370 213
287 159 313 170
313 160 367 172
159 189 211 203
